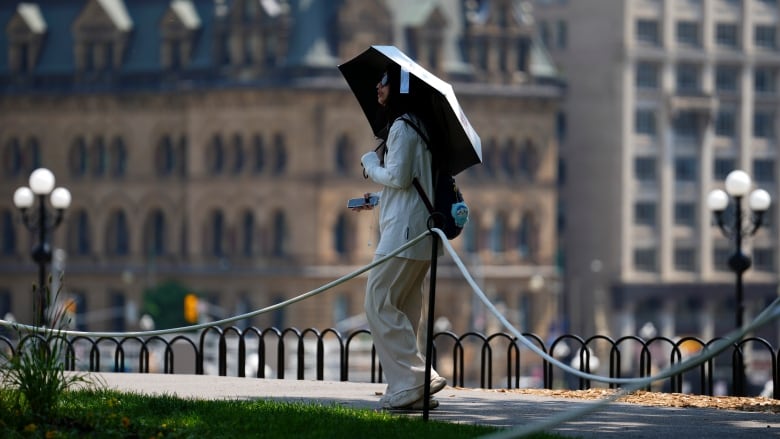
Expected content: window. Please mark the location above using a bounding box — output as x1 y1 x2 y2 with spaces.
635 157 657 182
208 210 225 257
69 137 88 177
110 292 126 332
753 248 775 271
334 134 352 175
674 247 696 271
491 213 507 253
144 209 166 257
68 210 91 256
519 140 540 180
635 109 657 135
715 65 739 92
675 157 698 182
754 111 775 138
539 21 551 48
716 23 739 48
517 212 538 260
155 136 176 176
111 137 127 177
713 246 731 271
273 133 287 175
715 110 736 137
674 111 699 139
207 135 225 175
714 158 736 180
754 67 776 93
634 248 657 272
333 214 349 255
106 210 129 256
636 62 659 89
556 20 567 49
677 21 700 46
753 158 775 183
636 20 660 46
241 211 255 258
755 25 777 50
92 137 107 177
675 202 696 226
676 64 700 93
635 202 657 226
272 210 287 257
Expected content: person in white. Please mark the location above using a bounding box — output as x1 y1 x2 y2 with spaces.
353 65 447 410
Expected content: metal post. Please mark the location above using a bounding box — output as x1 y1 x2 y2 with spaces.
422 231 439 421
727 196 750 397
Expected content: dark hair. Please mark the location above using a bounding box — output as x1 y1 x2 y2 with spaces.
375 63 416 141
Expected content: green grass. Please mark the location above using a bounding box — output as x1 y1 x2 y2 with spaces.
0 388 563 438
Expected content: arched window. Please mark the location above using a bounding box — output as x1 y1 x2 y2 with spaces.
502 138 517 177
3 138 22 177
232 134 244 174
517 212 538 260
1 209 15 255
490 212 507 253
206 209 225 257
334 134 353 175
68 136 88 177
143 209 166 257
106 210 129 256
273 133 287 175
333 213 349 255
67 209 91 256
111 137 127 178
207 134 225 175
241 210 255 258
519 139 540 180
177 135 188 177
252 134 265 174
271 210 287 257
155 135 175 176
92 136 107 176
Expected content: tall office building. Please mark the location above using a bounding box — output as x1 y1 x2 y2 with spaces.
0 1 562 341
534 0 779 344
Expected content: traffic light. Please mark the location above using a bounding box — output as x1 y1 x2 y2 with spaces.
184 293 199 323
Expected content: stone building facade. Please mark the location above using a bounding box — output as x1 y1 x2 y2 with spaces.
0 0 561 338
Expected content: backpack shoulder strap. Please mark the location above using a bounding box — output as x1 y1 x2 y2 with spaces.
399 116 431 147
412 178 434 214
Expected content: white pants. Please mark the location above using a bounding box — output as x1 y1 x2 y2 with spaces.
365 255 440 405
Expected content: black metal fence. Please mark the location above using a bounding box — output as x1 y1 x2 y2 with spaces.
1 326 777 399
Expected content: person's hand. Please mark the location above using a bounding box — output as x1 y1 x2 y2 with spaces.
350 193 376 212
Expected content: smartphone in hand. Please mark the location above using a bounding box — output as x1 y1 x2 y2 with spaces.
347 196 379 209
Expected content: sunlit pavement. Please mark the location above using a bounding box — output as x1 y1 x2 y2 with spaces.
81 372 779 438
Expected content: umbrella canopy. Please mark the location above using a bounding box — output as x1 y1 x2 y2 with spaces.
338 45 482 176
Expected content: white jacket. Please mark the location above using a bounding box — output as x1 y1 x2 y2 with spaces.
361 113 436 260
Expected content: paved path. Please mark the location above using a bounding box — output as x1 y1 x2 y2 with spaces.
85 372 779 438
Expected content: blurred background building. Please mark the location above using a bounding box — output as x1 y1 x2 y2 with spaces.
534 0 779 346
0 1 562 337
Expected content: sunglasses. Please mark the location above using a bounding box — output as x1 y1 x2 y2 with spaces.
378 73 389 87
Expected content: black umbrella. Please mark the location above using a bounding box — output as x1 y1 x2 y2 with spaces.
338 45 482 176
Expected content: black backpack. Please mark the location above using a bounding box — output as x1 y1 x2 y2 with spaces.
400 117 469 240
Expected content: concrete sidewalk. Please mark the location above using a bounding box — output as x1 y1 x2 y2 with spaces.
85 372 779 438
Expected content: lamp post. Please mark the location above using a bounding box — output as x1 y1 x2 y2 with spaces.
13 168 71 327
707 169 771 395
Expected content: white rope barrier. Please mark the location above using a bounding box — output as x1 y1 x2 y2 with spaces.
2 227 778 438
427 228 780 439
0 232 430 338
